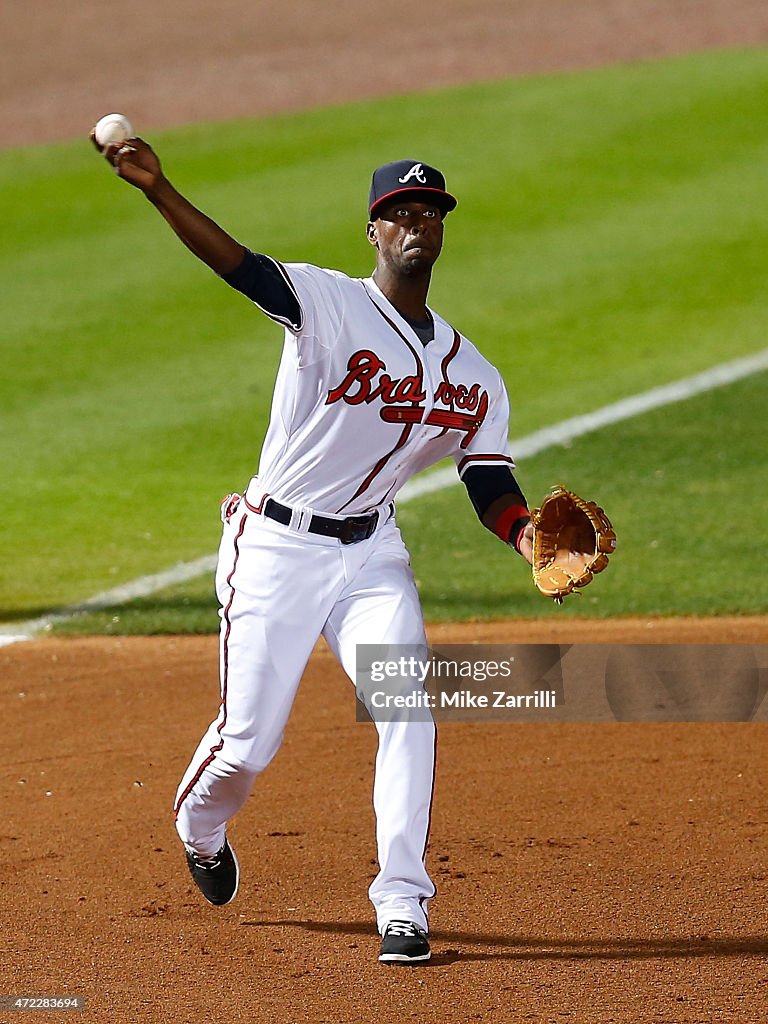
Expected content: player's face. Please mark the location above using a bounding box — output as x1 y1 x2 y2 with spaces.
367 201 444 276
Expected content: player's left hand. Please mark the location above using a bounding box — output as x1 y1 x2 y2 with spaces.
530 486 616 602
518 521 534 565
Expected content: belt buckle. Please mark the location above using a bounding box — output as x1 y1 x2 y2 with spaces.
340 512 377 544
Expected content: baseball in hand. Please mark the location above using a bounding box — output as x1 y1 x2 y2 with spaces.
93 113 133 148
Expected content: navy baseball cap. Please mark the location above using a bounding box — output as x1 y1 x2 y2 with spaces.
368 160 458 219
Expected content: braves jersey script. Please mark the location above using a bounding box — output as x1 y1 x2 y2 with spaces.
246 261 514 515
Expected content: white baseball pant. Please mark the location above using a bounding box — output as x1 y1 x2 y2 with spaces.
174 498 436 933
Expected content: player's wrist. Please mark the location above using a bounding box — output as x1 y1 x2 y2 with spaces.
509 517 532 555
493 504 531 555
143 174 175 205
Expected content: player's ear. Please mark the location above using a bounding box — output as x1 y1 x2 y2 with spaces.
366 221 378 248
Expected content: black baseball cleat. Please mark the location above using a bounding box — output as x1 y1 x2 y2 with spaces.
185 839 239 906
378 920 431 964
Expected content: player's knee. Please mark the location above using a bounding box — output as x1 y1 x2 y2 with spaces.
221 737 281 775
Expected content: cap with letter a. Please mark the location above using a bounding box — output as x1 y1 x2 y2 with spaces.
368 159 458 219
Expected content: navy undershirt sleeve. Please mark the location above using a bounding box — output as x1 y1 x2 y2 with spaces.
463 465 531 552
462 465 528 521
221 249 303 331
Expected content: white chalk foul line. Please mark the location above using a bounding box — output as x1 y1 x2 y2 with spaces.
399 347 768 501
0 554 217 648
2 347 767 647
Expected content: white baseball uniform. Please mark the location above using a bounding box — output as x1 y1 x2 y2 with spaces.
174 261 514 933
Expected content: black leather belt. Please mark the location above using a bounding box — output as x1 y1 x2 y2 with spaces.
263 498 388 544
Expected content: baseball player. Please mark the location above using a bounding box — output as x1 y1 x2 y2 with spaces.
92 132 534 964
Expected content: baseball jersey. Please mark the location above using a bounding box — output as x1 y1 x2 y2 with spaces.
235 259 514 516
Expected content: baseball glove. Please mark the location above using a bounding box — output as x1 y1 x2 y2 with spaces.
530 486 616 603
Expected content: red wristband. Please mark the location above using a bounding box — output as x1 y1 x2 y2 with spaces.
494 504 530 546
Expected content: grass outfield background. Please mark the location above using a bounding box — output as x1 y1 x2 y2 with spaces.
2 48 767 631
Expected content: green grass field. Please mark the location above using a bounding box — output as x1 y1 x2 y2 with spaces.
2 48 767 631
51 369 767 635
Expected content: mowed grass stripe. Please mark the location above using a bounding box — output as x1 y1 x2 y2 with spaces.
40 368 768 635
1 351 762 642
400 347 768 501
2 48 768 617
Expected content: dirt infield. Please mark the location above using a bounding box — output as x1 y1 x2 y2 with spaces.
3 0 768 148
2 624 767 1022
4 1 768 1020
